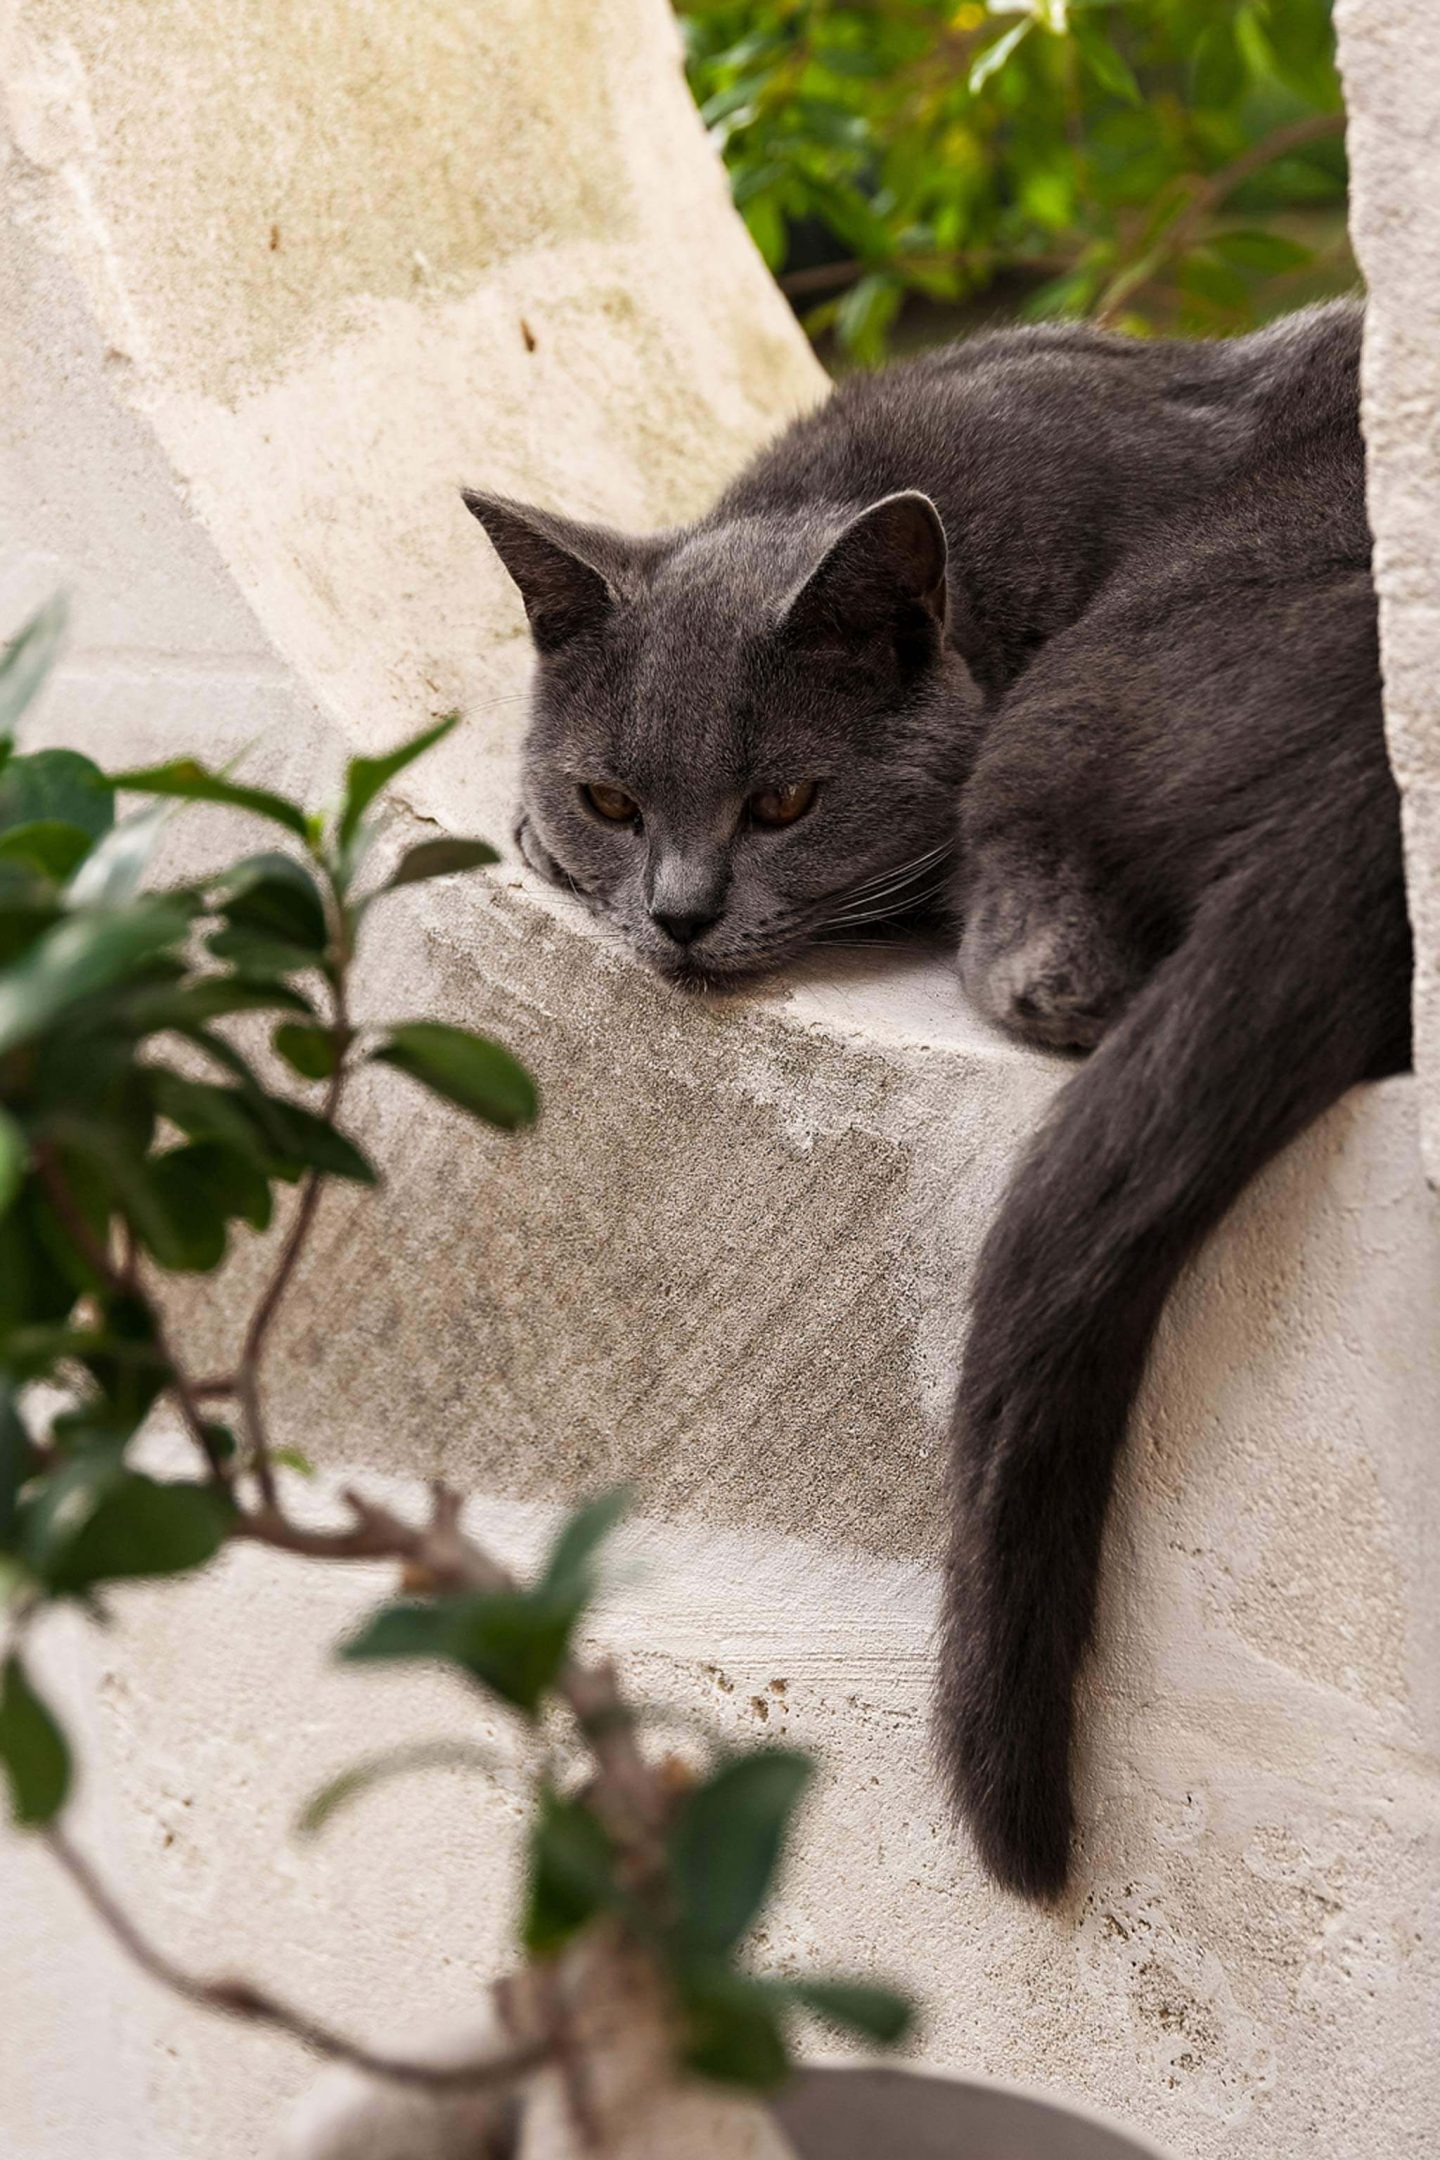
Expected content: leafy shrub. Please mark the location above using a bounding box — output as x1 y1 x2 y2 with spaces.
680 0 1350 360
0 598 911 2106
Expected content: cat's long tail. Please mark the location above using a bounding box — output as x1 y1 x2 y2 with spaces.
938 817 1410 1902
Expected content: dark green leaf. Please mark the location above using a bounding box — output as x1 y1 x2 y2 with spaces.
76 1292 169 1437
1191 20 1246 109
143 1151 230 1271
148 1071 272 1160
0 751 113 844
0 900 191 1057
0 595 68 739
255 1098 376 1185
341 1587 577 1716
669 1750 814 1956
0 821 94 881
380 836 500 893
1070 19 1142 106
678 1969 790 2091
0 1656 72 1827
1210 228 1314 273
214 853 329 951
540 1487 629 1606
46 1112 216 1274
35 1471 231 1595
123 973 314 1030
108 758 308 841
0 1179 88 1335
161 1140 273 1236
338 715 459 849
206 925 324 977
0 1108 25 1221
370 1022 537 1131
273 1022 340 1081
785 1978 915 2046
522 1787 618 1956
0 1384 37 1548
299 1739 505 1837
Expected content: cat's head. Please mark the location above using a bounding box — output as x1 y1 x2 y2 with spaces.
464 487 975 986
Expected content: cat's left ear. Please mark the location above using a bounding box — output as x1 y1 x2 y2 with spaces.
461 490 657 654
781 491 948 653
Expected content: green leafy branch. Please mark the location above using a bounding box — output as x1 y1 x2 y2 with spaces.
0 599 914 2119
680 0 1352 360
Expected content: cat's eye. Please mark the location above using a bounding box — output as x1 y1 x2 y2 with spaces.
750 779 818 829
582 781 639 824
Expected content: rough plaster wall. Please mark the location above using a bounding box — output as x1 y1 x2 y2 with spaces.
1 4 1438 2159
1336 0 1440 1183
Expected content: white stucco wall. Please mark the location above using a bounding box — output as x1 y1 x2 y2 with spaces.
1336 0 1440 1184
1 6 1437 2160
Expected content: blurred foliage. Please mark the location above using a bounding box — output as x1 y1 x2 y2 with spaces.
678 0 1351 361
0 597 913 2095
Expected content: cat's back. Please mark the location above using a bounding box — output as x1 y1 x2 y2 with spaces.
718 300 1363 519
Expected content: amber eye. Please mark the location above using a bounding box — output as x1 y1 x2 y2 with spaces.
749 779 818 829
582 781 639 824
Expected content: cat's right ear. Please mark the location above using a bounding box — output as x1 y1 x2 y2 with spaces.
462 491 631 654
781 491 949 658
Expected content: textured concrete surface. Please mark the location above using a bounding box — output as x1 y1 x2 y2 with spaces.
1336 0 1440 1183
1 4 1438 2159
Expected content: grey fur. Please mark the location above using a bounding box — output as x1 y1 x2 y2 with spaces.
462 298 1410 1901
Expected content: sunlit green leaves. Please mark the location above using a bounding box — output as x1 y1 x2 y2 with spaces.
0 1656 71 1827
681 0 1350 355
370 1022 537 1131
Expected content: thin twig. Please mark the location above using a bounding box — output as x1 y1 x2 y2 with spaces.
1094 109 1346 324
45 1825 551 2093
239 1484 670 1853
238 970 351 1511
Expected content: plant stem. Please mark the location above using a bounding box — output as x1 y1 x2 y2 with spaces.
238 967 351 1511
1095 109 1346 324
45 1824 551 2093
240 1483 670 1854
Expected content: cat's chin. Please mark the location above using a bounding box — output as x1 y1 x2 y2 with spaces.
646 948 782 994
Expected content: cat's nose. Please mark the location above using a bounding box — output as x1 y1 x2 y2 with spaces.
651 904 720 947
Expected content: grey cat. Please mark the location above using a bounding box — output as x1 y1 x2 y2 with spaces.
462 299 1410 1902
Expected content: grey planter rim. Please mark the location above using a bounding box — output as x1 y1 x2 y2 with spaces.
774 2057 1175 2160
